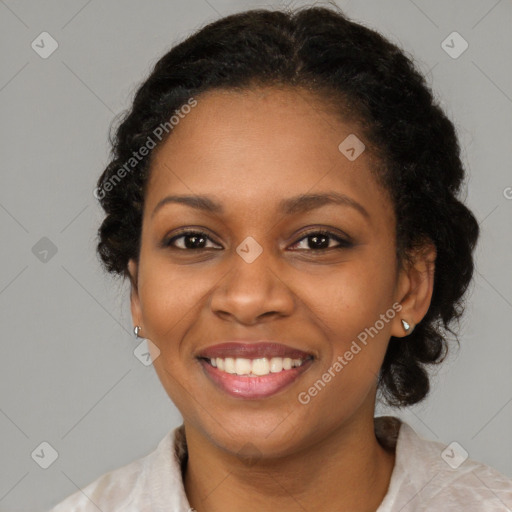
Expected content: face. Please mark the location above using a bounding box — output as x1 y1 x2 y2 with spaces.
128 86 414 458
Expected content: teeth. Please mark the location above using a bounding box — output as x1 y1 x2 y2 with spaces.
235 358 252 375
252 358 270 376
208 356 307 376
224 357 236 374
269 357 283 373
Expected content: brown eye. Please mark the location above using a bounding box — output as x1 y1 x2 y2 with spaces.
164 231 221 250
290 230 353 251
162 229 353 252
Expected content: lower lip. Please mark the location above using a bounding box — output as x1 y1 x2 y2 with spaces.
199 359 313 399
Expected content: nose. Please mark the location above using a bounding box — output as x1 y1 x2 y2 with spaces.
210 246 295 326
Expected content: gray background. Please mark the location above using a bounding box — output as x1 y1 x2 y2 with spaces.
0 0 511 510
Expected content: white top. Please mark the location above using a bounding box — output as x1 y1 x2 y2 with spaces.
49 416 512 511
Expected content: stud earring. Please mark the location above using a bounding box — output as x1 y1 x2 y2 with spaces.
401 319 411 333
134 325 142 339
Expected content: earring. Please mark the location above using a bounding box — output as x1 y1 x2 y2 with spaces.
401 319 411 333
134 325 142 339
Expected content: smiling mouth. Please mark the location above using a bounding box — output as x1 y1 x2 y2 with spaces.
196 342 315 399
201 356 312 377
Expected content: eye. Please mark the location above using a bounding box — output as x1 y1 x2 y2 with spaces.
163 230 221 250
162 229 353 252
289 230 353 251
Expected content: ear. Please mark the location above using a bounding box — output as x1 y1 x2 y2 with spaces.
128 259 142 329
391 241 436 338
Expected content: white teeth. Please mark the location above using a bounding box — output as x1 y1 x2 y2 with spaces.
269 357 283 373
208 356 307 376
252 358 270 376
235 358 252 375
224 357 236 374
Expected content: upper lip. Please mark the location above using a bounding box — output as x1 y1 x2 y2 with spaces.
197 342 314 360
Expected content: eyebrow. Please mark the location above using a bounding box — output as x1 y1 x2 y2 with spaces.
151 192 370 219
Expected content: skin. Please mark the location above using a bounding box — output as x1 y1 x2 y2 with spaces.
128 86 436 512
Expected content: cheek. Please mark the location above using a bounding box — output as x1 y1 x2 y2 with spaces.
298 249 397 403
137 255 214 348
303 252 397 339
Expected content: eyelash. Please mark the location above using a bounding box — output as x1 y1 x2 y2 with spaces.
163 229 353 252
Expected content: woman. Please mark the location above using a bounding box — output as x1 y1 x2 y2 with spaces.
50 5 512 511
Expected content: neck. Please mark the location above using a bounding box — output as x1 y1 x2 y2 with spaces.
183 415 396 512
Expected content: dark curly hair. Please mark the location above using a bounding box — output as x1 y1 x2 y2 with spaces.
95 5 479 407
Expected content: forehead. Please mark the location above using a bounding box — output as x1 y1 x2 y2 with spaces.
144 86 390 223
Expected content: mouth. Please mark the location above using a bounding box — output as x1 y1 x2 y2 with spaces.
197 342 314 399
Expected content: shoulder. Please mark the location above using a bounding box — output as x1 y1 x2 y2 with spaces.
377 417 512 511
48 427 190 512
48 455 145 511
